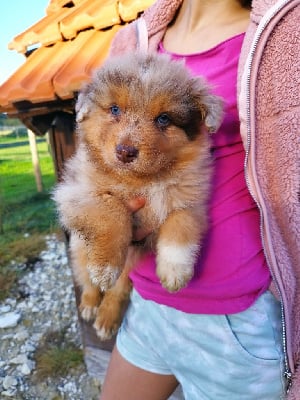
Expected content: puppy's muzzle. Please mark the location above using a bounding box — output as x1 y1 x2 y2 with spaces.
116 144 139 163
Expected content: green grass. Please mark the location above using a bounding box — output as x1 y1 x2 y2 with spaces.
0 139 56 234
0 132 59 298
34 329 84 379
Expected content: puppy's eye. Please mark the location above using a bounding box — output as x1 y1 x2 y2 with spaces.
110 105 121 116
155 113 171 128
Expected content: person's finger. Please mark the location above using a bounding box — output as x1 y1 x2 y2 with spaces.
126 197 146 213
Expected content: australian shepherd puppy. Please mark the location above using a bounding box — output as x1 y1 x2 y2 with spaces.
53 52 223 339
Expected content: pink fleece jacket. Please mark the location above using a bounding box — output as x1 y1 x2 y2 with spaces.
109 1 300 397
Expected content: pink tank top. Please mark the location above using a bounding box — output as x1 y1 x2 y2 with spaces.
130 33 271 314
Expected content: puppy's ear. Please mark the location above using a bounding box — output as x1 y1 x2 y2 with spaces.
75 83 94 123
192 77 224 133
201 93 224 134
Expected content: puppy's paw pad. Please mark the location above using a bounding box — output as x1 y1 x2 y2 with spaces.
87 265 120 291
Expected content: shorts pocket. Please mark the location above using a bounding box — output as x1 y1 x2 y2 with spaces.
221 293 283 365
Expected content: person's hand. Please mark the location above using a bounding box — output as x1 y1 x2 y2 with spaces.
126 197 151 242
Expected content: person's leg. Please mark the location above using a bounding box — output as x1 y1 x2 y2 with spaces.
100 346 179 400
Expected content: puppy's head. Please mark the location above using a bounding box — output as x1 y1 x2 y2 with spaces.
76 52 223 177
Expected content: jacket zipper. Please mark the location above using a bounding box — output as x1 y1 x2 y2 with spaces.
243 0 294 392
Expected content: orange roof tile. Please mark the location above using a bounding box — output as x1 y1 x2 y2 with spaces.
54 27 121 98
119 0 154 21
0 0 154 117
46 0 87 15
59 0 121 40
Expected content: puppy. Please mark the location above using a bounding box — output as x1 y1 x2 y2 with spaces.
53 52 223 339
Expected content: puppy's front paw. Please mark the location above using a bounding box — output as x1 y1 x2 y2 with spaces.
157 263 193 292
87 265 120 291
156 242 198 292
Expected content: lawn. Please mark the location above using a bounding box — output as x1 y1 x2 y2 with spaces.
0 131 59 299
0 139 55 203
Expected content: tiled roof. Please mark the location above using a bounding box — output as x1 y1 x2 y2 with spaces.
0 0 154 117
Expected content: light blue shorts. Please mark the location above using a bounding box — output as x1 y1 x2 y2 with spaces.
116 289 287 400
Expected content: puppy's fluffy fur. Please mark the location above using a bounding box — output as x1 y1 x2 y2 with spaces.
53 52 223 339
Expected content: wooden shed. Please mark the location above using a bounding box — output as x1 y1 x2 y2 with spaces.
0 0 154 381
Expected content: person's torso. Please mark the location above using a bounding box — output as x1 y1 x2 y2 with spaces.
129 33 271 314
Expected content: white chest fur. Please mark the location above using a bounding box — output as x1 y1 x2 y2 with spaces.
146 182 170 224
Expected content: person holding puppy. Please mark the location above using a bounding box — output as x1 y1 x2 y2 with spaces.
100 0 300 399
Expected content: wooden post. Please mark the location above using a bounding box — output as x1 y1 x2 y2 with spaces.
27 129 43 192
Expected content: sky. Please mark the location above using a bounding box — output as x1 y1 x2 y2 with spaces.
0 1 49 85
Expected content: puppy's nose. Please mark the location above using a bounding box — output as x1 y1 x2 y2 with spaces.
116 144 139 163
